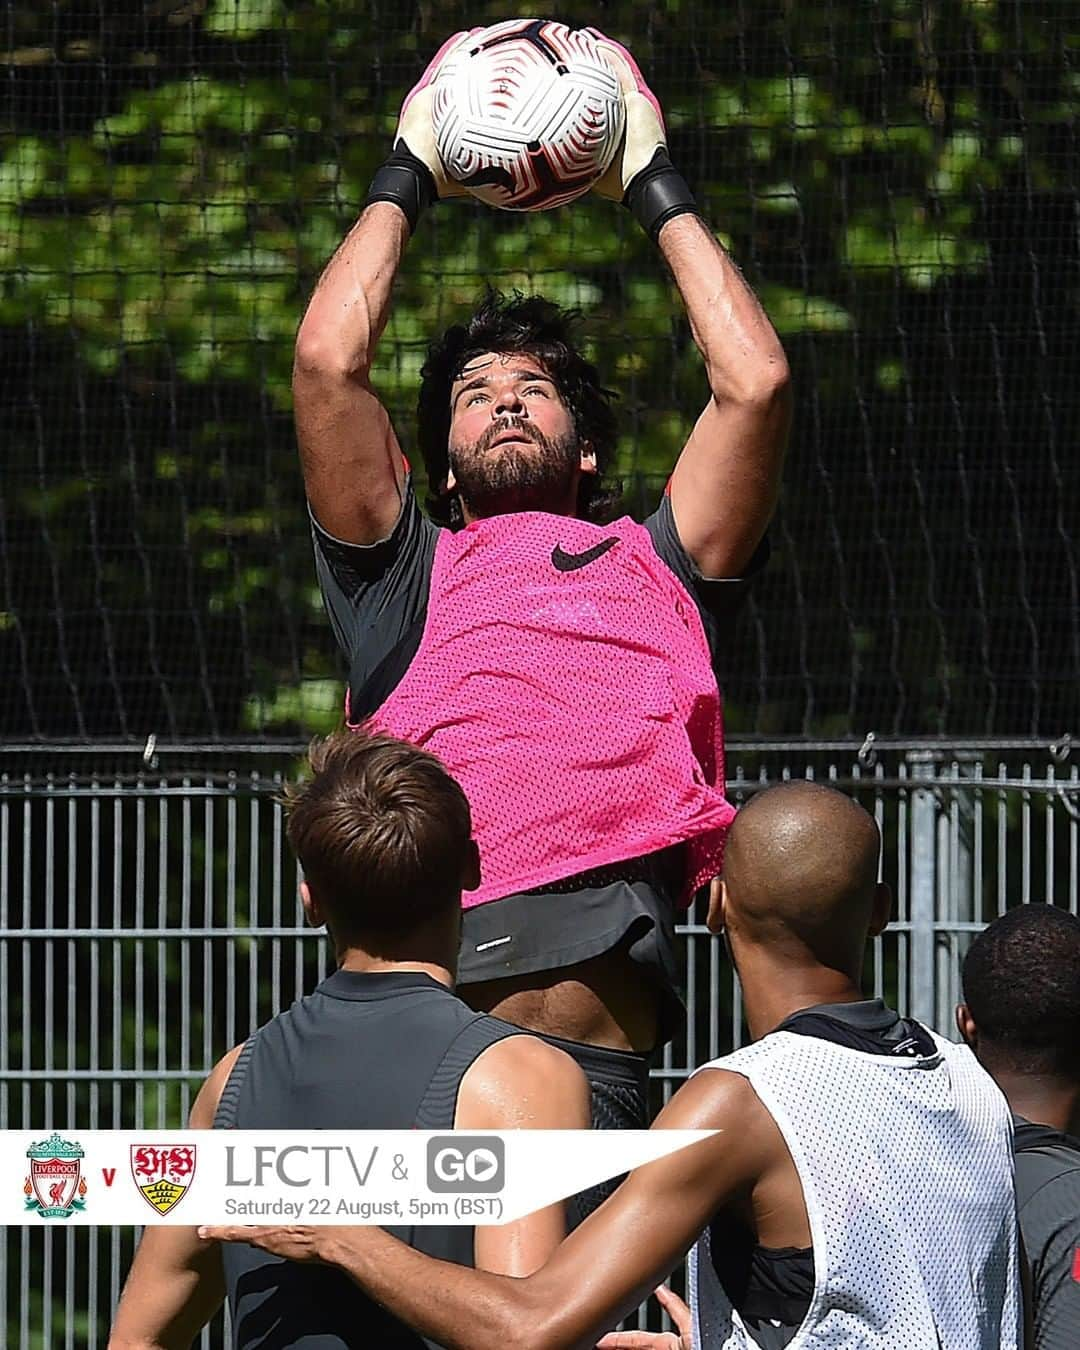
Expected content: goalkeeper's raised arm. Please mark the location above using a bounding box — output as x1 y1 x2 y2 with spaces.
293 29 789 1231
293 32 473 546
592 32 792 581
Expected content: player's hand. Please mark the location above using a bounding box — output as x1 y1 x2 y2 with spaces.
197 1224 332 1263
392 30 479 200
365 30 480 228
595 1285 693 1349
585 31 667 203
583 31 699 242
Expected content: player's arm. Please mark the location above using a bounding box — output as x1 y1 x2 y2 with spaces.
294 33 473 545
107 1045 242 1350
659 214 791 578
293 203 410 545
203 1069 762 1350
591 34 791 579
455 1034 592 1276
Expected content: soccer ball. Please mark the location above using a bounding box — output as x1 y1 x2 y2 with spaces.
432 19 625 211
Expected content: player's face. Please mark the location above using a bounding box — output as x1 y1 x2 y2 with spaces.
447 352 593 518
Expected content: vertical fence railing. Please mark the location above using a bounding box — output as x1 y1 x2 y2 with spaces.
2 738 1077 1345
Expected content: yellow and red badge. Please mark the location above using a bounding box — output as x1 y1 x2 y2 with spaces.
130 1145 196 1215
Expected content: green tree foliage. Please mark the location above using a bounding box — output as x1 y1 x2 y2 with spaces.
3 0 1077 738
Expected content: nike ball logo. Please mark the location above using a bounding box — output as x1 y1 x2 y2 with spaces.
551 538 618 572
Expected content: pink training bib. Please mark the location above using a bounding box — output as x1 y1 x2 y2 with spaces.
358 512 735 909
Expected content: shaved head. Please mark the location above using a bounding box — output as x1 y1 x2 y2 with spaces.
722 781 884 975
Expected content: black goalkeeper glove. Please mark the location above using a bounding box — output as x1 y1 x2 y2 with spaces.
586 30 701 242
364 30 478 231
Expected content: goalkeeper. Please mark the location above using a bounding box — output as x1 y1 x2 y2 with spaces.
296 31 791 1153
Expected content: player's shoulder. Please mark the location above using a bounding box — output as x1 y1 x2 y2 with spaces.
312 474 440 568
1015 1142 1080 1217
456 1030 590 1130
666 1066 783 1157
645 1068 784 1186
468 1029 587 1094
681 1064 771 1121
188 1040 248 1128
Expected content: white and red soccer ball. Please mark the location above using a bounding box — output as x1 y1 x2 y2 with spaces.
432 19 625 211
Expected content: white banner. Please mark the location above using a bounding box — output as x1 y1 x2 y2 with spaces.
5 1129 715 1226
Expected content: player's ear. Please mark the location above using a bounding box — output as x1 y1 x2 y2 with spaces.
868 881 892 937
955 1003 978 1050
579 443 597 475
706 877 726 934
445 466 457 491
461 839 481 893
299 880 323 929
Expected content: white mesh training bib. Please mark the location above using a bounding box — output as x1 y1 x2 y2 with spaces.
688 1030 1021 1349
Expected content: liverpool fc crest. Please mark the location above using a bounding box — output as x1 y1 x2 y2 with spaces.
24 1134 87 1219
131 1144 196 1215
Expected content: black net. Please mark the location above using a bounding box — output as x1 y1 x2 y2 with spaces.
3 0 1077 742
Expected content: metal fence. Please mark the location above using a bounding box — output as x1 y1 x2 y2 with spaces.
3 736 1077 1346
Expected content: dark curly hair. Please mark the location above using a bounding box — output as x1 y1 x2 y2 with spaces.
416 291 621 527
962 904 1080 1076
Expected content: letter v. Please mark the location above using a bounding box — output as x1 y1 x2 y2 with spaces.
344 1147 378 1186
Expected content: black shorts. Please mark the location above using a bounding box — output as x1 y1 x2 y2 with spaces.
457 863 687 1045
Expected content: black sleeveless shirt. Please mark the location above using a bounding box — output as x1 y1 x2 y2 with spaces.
214 969 520 1349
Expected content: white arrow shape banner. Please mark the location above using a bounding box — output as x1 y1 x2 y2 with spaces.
493 1129 716 1222
2 1129 717 1226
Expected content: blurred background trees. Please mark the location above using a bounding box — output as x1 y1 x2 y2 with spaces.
3 0 1077 741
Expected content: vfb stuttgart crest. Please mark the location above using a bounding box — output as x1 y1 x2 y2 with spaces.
131 1144 196 1215
24 1134 87 1219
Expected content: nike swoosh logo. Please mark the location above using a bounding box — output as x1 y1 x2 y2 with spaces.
551 537 618 572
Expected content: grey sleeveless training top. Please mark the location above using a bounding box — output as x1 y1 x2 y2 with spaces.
214 968 520 1349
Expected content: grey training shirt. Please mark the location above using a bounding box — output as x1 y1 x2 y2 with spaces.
1013 1114 1080 1350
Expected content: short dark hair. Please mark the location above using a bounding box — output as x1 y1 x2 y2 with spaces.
416 290 621 527
962 904 1080 1076
283 730 472 943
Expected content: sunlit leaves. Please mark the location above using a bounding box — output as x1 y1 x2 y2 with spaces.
3 0 1077 736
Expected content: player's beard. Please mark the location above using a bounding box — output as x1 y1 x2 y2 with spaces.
449 417 580 519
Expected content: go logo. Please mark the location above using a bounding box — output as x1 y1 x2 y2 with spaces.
426 1136 505 1193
